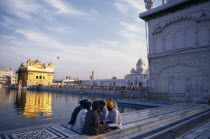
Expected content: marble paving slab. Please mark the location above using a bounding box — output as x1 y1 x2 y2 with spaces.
0 125 80 139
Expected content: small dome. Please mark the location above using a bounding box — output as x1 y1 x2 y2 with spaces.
137 58 145 66
35 59 40 63
27 59 34 65
27 59 31 62
130 68 136 74
20 63 25 67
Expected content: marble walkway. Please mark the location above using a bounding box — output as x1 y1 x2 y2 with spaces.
0 103 208 139
177 120 210 139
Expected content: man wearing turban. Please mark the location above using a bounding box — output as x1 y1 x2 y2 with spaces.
69 99 89 125
105 101 122 129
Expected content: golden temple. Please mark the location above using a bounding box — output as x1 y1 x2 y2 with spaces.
17 59 54 87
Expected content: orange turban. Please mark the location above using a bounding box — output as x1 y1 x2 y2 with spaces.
107 101 114 109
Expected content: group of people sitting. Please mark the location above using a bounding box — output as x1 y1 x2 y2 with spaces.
68 99 122 136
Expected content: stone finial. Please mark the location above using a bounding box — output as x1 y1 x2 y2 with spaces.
144 0 154 10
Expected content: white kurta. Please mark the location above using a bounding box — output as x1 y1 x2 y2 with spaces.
99 107 108 121
106 109 122 129
73 109 87 132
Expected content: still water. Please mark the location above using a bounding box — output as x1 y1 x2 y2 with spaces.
0 88 138 132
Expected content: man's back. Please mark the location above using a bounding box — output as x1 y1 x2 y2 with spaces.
69 105 82 125
83 110 100 136
73 109 87 132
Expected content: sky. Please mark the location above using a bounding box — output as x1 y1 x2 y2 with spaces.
0 0 162 80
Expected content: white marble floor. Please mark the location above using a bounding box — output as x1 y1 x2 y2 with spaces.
0 103 207 139
177 120 210 139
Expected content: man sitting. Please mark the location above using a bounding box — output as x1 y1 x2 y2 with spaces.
98 100 108 123
83 101 101 136
68 99 88 125
73 101 91 132
105 101 122 129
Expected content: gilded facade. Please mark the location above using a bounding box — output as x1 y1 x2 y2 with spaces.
17 59 54 87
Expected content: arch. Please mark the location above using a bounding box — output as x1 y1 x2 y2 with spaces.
162 16 196 30
154 34 163 53
156 64 207 102
165 33 174 51
19 80 22 88
185 28 196 47
198 25 209 46
174 32 184 49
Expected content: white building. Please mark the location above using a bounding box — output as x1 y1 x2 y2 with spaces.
82 58 149 88
0 67 18 86
53 76 75 86
82 79 126 88
140 0 210 102
125 58 149 88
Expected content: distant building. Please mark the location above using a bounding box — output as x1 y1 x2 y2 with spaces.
140 0 210 102
125 58 149 88
90 71 96 80
0 67 17 86
82 79 126 88
53 76 75 86
82 58 148 88
17 59 54 87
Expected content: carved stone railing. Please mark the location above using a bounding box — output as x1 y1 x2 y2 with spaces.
145 0 174 10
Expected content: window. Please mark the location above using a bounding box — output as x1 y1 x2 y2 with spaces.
40 76 42 79
36 76 38 79
43 76 45 79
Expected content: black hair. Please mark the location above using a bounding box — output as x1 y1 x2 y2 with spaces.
99 100 106 106
92 101 100 110
83 102 91 110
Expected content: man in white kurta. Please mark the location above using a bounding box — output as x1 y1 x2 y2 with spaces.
106 101 122 129
98 100 108 122
73 102 91 132
73 108 87 132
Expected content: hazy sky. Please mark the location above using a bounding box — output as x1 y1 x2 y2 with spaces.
0 0 161 79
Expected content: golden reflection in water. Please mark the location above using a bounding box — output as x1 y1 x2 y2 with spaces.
23 92 52 119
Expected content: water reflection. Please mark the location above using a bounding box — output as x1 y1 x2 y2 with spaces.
0 88 140 131
14 91 52 120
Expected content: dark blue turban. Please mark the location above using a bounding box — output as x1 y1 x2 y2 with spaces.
79 99 88 106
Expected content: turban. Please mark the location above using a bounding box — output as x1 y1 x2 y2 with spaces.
79 99 88 106
107 101 114 109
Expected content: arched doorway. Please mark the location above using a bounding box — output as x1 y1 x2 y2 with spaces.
156 65 207 102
